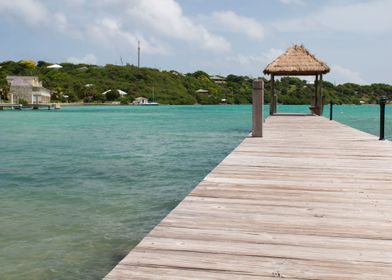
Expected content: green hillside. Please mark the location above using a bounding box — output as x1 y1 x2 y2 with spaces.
1 60 391 105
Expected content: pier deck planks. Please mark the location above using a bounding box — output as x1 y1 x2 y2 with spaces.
105 115 392 279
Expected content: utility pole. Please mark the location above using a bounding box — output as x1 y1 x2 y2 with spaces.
137 40 140 68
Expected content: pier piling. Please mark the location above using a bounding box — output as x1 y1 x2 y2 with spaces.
252 80 264 137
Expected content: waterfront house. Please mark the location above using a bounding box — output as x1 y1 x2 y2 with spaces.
133 96 149 105
47 64 63 69
209 75 226 84
6 76 51 104
117 90 127 97
102 89 128 97
195 89 209 94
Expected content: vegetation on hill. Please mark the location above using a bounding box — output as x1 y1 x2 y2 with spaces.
1 60 391 105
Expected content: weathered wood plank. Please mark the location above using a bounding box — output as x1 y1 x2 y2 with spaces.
105 115 392 279
114 249 392 279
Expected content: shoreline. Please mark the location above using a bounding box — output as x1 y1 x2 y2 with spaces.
0 102 389 108
56 103 389 107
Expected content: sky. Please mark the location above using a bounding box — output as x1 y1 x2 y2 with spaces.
0 0 391 85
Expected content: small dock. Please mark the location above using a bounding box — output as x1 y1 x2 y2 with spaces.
105 115 392 279
0 103 60 110
0 104 22 110
24 103 58 110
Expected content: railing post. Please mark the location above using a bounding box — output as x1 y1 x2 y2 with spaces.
252 79 264 137
329 101 333 121
379 96 387 140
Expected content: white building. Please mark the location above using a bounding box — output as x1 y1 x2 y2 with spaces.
133 96 149 105
102 89 128 97
195 89 209 94
117 90 127 97
209 75 226 84
47 64 63 69
6 76 51 104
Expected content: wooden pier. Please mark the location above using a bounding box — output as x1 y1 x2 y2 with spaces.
24 103 57 110
105 115 392 279
0 103 59 110
0 104 22 110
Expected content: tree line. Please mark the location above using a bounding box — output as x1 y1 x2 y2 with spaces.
1 60 391 105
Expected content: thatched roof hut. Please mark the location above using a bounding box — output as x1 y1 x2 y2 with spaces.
264 44 330 76
263 45 330 116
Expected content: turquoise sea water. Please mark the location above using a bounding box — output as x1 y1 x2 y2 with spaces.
327 104 392 139
0 105 391 280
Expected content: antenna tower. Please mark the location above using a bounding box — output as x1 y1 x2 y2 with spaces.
137 40 140 68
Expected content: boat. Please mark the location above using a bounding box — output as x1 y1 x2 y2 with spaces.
132 85 159 106
145 102 159 106
133 97 159 106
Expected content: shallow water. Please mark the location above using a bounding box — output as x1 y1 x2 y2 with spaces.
0 104 390 280
326 104 392 139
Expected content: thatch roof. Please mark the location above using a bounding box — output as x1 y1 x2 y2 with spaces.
263 45 330 76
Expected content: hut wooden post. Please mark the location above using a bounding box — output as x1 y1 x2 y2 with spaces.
319 74 324 115
252 80 264 137
313 75 319 115
274 92 278 114
314 74 319 107
270 75 275 115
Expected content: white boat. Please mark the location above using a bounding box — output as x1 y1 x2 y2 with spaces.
133 97 159 106
144 102 159 106
132 85 159 106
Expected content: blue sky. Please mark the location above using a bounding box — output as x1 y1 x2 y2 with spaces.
0 0 391 84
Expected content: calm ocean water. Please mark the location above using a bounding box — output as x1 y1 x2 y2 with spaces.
0 105 391 280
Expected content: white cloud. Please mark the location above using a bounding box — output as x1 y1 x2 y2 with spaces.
67 54 98 65
64 0 86 6
127 0 231 52
226 54 265 66
0 0 49 24
263 48 284 62
0 0 230 56
332 65 368 85
280 0 306 6
274 0 392 33
211 11 265 41
53 13 69 32
0 0 79 36
227 48 284 66
86 18 170 55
